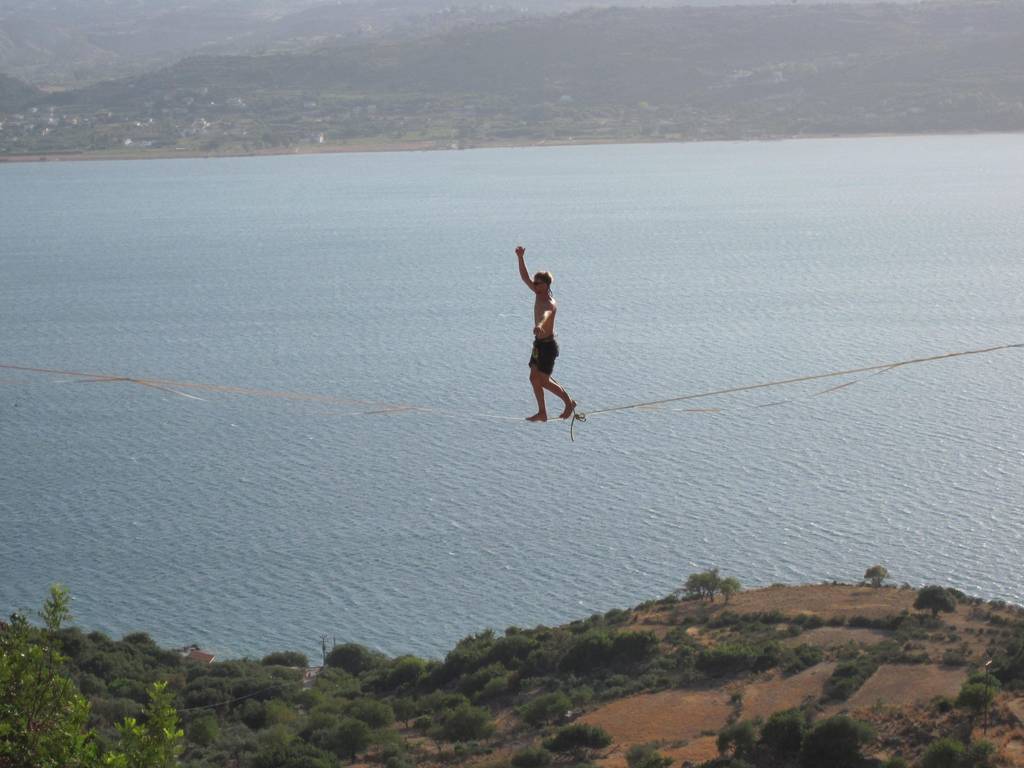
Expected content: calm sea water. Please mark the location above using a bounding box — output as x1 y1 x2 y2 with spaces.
2 134 1022 661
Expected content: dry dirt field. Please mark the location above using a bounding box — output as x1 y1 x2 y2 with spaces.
571 585 1023 766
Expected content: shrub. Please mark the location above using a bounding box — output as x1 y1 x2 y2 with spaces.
519 691 572 727
920 737 964 768
758 708 806 758
187 714 220 747
611 631 659 668
696 643 758 677
799 715 874 768
261 651 308 667
543 723 613 760
385 656 426 689
626 743 673 768
346 698 394 728
717 720 756 759
781 644 823 675
325 643 380 675
963 740 996 768
824 655 879 701
312 717 371 760
512 746 554 768
955 681 996 724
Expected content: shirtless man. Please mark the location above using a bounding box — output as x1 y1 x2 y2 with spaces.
516 245 576 422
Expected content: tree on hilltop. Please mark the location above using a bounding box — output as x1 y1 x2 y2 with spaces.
720 576 742 604
864 565 889 588
914 586 957 618
681 568 722 601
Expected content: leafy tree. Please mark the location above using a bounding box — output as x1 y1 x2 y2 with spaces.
437 702 494 743
543 723 612 761
518 692 572 727
682 569 722 601
799 715 874 768
955 679 997 726
346 698 394 728
920 737 964 768
560 630 614 674
391 697 419 727
385 656 426 689
0 585 97 768
105 681 184 768
611 631 659 667
719 577 742 604
864 565 889 588
963 740 996 768
325 643 380 675
626 743 672 768
914 586 957 618
186 714 220 747
717 721 756 760
261 651 308 667
758 708 806 758
318 717 371 760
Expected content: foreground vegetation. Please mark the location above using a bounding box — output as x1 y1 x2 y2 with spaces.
3 569 1023 767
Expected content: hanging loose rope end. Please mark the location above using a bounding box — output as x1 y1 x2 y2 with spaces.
569 408 587 442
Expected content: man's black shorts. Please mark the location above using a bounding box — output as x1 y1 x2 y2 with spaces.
530 337 559 375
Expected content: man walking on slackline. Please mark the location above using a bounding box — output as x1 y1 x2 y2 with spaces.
516 245 576 422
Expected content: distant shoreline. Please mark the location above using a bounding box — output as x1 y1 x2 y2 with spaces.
2 129 1020 164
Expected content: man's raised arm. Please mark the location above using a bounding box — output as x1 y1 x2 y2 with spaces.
516 245 536 291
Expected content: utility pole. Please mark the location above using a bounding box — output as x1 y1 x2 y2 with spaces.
984 659 992 734
320 635 328 667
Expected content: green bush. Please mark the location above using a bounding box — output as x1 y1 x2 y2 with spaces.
437 702 494 743
824 655 879 701
696 643 758 677
520 692 577 729
187 714 220 747
543 723 613 760
346 697 394 728
799 715 874 768
626 743 673 768
325 643 380 675
512 745 554 768
920 737 964 768
758 708 806 758
261 651 308 667
781 644 823 675
717 720 756 760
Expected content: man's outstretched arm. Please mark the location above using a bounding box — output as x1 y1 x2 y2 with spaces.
516 245 536 291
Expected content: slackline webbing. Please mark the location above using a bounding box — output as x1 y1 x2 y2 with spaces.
2 341 1021 441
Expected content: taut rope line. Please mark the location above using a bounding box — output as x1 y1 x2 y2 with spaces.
568 342 1024 440
2 341 1020 438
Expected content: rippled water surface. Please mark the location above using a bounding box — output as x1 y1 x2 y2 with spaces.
2 134 1022 659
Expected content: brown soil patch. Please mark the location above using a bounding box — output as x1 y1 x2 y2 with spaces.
581 688 732 746
825 664 967 714
724 585 916 621
739 663 836 720
783 627 891 649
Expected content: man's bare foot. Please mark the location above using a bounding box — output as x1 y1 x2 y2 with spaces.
526 413 548 422
559 400 577 420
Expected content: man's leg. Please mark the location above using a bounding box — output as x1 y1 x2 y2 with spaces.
541 375 576 419
527 366 548 421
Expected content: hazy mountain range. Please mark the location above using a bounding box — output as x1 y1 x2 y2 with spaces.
2 0 919 87
1 0 1021 156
